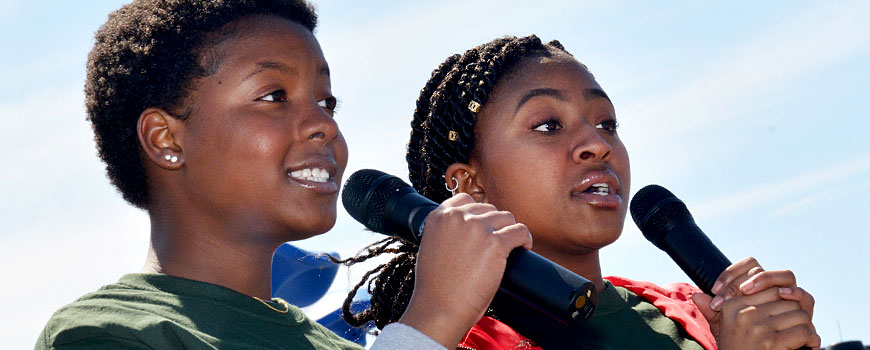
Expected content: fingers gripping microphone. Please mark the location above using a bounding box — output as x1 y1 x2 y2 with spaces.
342 169 597 328
631 185 812 350
629 184 731 295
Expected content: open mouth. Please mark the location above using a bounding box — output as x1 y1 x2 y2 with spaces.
581 183 611 196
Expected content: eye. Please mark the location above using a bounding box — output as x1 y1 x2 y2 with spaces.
318 96 339 113
596 119 619 134
259 90 287 102
532 118 563 134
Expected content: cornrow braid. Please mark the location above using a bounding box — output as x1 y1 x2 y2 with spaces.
342 35 571 330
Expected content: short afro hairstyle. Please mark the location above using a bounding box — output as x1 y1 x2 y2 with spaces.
86 0 318 209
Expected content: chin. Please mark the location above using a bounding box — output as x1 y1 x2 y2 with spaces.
270 211 336 242
573 226 624 251
299 214 337 236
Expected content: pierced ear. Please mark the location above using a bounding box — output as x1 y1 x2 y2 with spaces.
445 163 486 202
137 107 184 170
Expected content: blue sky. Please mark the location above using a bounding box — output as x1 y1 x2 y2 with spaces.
1 0 868 348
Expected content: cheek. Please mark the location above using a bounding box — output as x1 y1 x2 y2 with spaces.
480 146 556 209
334 133 349 171
250 130 282 156
613 143 631 193
192 119 289 184
225 117 288 155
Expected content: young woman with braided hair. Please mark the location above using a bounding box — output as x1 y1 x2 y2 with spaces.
35 1 532 349
341 35 821 349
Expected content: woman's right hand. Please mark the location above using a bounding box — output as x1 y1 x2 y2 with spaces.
692 257 820 349
397 193 533 348
714 287 821 350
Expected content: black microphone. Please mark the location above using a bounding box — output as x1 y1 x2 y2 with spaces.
342 169 597 328
629 184 731 295
630 184 811 350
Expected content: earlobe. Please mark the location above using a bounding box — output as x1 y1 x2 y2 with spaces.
444 163 486 202
137 107 184 170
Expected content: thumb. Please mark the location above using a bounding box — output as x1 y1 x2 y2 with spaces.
692 293 718 323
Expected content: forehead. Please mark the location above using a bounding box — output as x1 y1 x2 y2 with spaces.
208 15 327 76
494 54 600 100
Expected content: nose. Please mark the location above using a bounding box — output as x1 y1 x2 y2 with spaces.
571 124 613 164
299 102 340 145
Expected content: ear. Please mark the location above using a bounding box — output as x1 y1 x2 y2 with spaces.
445 162 486 203
137 107 184 170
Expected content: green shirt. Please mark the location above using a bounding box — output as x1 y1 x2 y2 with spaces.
586 281 705 350
36 273 363 350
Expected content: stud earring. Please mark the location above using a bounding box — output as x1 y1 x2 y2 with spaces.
164 154 178 163
445 177 459 196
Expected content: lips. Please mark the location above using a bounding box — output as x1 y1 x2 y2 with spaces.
572 170 622 208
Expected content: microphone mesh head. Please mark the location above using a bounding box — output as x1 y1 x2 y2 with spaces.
342 169 411 233
629 185 691 244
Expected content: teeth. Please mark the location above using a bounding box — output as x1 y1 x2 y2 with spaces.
289 167 330 183
590 183 610 196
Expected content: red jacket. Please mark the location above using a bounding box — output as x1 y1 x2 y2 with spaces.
458 276 717 350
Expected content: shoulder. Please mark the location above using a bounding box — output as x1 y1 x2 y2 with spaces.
295 312 364 350
39 284 363 350
37 285 175 349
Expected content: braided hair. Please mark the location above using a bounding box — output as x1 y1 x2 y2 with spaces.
339 35 572 330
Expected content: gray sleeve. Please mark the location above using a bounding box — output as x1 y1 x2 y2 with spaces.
368 323 448 350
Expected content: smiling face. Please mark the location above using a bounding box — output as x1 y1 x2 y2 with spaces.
468 53 630 257
173 15 348 241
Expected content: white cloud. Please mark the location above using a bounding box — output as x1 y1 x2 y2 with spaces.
693 155 870 220
769 187 840 217
771 175 870 217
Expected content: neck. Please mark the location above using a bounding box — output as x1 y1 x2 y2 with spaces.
142 208 277 299
531 246 605 292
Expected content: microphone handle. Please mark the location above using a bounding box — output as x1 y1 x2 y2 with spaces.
502 248 596 325
385 186 438 244
383 187 596 324
659 216 731 295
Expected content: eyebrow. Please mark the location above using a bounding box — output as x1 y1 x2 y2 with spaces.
584 88 612 103
516 88 565 112
243 61 296 81
515 87 612 113
241 61 331 82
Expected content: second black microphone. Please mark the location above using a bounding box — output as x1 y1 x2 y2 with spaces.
342 168 597 327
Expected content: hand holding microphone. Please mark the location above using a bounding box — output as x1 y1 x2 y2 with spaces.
631 185 820 350
399 192 532 348
343 169 596 348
